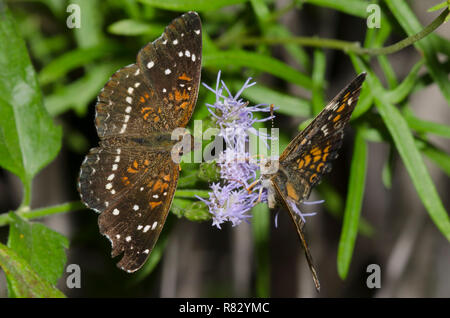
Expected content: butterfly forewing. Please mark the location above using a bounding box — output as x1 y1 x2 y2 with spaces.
78 12 202 273
137 12 202 129
279 73 366 200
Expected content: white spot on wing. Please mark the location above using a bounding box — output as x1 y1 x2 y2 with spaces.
147 61 154 69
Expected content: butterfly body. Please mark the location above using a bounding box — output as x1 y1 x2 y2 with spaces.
78 12 202 273
263 73 367 291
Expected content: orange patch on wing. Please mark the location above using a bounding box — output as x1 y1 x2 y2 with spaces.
144 93 150 99
310 147 322 156
132 160 138 169
298 159 305 169
286 182 299 201
127 166 137 173
313 155 322 163
179 101 189 109
322 153 329 162
174 89 183 102
140 96 145 103
337 103 346 112
309 173 318 183
149 201 163 209
122 176 130 185
178 73 192 81
153 116 160 123
343 92 350 101
141 107 152 113
317 162 324 172
163 174 171 182
153 180 163 191
333 114 341 122
304 155 312 167
324 145 331 153
144 159 150 166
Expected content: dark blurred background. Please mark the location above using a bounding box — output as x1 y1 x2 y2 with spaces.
0 0 449 297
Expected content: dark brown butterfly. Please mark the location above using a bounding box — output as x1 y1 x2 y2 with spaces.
78 12 202 273
262 73 366 291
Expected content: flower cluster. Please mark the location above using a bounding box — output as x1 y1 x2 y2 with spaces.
198 71 322 229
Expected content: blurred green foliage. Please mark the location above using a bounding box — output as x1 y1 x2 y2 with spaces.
0 0 449 297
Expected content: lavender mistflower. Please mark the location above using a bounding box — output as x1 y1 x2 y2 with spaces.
199 71 322 229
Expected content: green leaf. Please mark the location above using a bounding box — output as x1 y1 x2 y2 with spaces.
311 49 326 115
107 20 165 36
252 203 270 297
0 4 62 205
352 55 450 241
427 1 449 13
384 60 424 104
265 24 310 72
44 62 122 116
385 1 450 104
303 0 371 18
403 108 450 139
7 213 69 285
38 44 118 86
0 242 65 298
318 182 374 237
139 0 249 11
417 140 450 178
230 81 311 117
71 0 105 48
337 128 368 279
204 50 313 89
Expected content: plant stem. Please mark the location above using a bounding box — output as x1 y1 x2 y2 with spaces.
0 201 85 227
235 8 449 56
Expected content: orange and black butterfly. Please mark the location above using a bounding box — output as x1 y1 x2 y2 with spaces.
262 73 366 291
78 12 202 273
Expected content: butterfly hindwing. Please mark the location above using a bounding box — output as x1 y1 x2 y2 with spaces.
80 149 179 272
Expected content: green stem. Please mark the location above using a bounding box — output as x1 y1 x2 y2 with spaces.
174 189 210 198
235 8 449 56
0 201 85 227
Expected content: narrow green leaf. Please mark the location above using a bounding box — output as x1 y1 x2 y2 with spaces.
403 108 450 139
203 50 313 89
352 55 450 241
318 182 374 237
44 62 122 116
107 20 165 36
230 81 311 117
427 1 449 13
351 82 372 120
385 1 450 104
337 128 368 279
417 141 450 178
7 213 69 285
252 203 270 297
139 0 249 12
71 0 105 48
0 3 62 205
303 0 370 18
265 25 310 72
38 44 117 86
384 60 424 104
0 242 65 298
311 49 326 115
